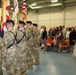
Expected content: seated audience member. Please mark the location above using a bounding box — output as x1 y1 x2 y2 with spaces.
53 36 58 51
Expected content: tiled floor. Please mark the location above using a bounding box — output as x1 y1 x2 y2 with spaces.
27 50 76 75
2 50 76 75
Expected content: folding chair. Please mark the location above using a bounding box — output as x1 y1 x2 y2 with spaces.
46 36 53 51
61 39 69 53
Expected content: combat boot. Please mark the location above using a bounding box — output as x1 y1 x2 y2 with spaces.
21 71 27 75
33 59 40 65
27 65 33 69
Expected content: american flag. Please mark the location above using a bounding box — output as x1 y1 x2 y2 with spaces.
22 0 27 21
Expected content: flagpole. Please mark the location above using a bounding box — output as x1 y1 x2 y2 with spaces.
12 0 19 31
1 0 10 31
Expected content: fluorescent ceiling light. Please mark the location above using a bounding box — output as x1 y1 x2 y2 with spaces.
31 3 37 7
51 0 58 3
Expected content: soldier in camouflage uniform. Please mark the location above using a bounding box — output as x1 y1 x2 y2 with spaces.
25 21 34 69
0 37 3 75
3 20 18 75
16 21 27 75
32 23 40 65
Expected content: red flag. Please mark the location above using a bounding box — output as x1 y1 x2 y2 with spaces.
6 0 10 20
22 0 27 21
1 0 10 30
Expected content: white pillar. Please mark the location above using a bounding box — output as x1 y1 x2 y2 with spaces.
63 9 65 26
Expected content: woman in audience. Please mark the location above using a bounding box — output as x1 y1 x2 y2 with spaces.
69 27 76 53
52 27 57 39
40 26 44 37
66 27 71 41
62 26 66 39
56 26 63 53
40 26 44 46
41 26 47 50
48 27 52 38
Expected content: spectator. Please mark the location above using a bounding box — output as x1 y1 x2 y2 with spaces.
48 27 52 38
69 27 76 53
66 27 71 41
62 26 66 39
57 26 63 53
52 27 56 39
40 26 44 37
41 26 47 50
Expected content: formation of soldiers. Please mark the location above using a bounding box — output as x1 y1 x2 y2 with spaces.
0 20 40 75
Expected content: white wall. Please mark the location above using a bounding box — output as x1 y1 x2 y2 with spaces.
26 7 64 30
9 6 76 30
27 11 37 23
65 6 76 27
38 7 63 30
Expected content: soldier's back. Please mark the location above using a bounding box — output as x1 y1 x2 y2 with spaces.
3 29 17 75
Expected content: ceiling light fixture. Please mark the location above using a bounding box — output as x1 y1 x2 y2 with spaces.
31 3 37 7
51 0 58 3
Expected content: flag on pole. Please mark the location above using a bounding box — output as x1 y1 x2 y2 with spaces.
1 0 7 30
1 0 10 30
0 8 2 22
13 0 19 30
6 0 10 20
22 0 27 22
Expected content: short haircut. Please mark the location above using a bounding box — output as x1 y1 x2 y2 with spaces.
6 20 15 26
26 21 32 25
19 20 25 26
33 23 38 27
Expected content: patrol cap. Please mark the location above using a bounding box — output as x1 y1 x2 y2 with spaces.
33 23 38 27
6 20 15 26
26 21 32 25
19 20 25 26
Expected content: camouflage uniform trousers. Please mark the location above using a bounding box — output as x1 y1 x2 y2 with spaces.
0 48 2 75
17 42 28 73
26 46 34 67
4 46 18 75
0 38 4 75
31 46 40 63
0 38 3 65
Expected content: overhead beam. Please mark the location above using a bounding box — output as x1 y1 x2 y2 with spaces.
28 3 62 10
60 0 65 10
